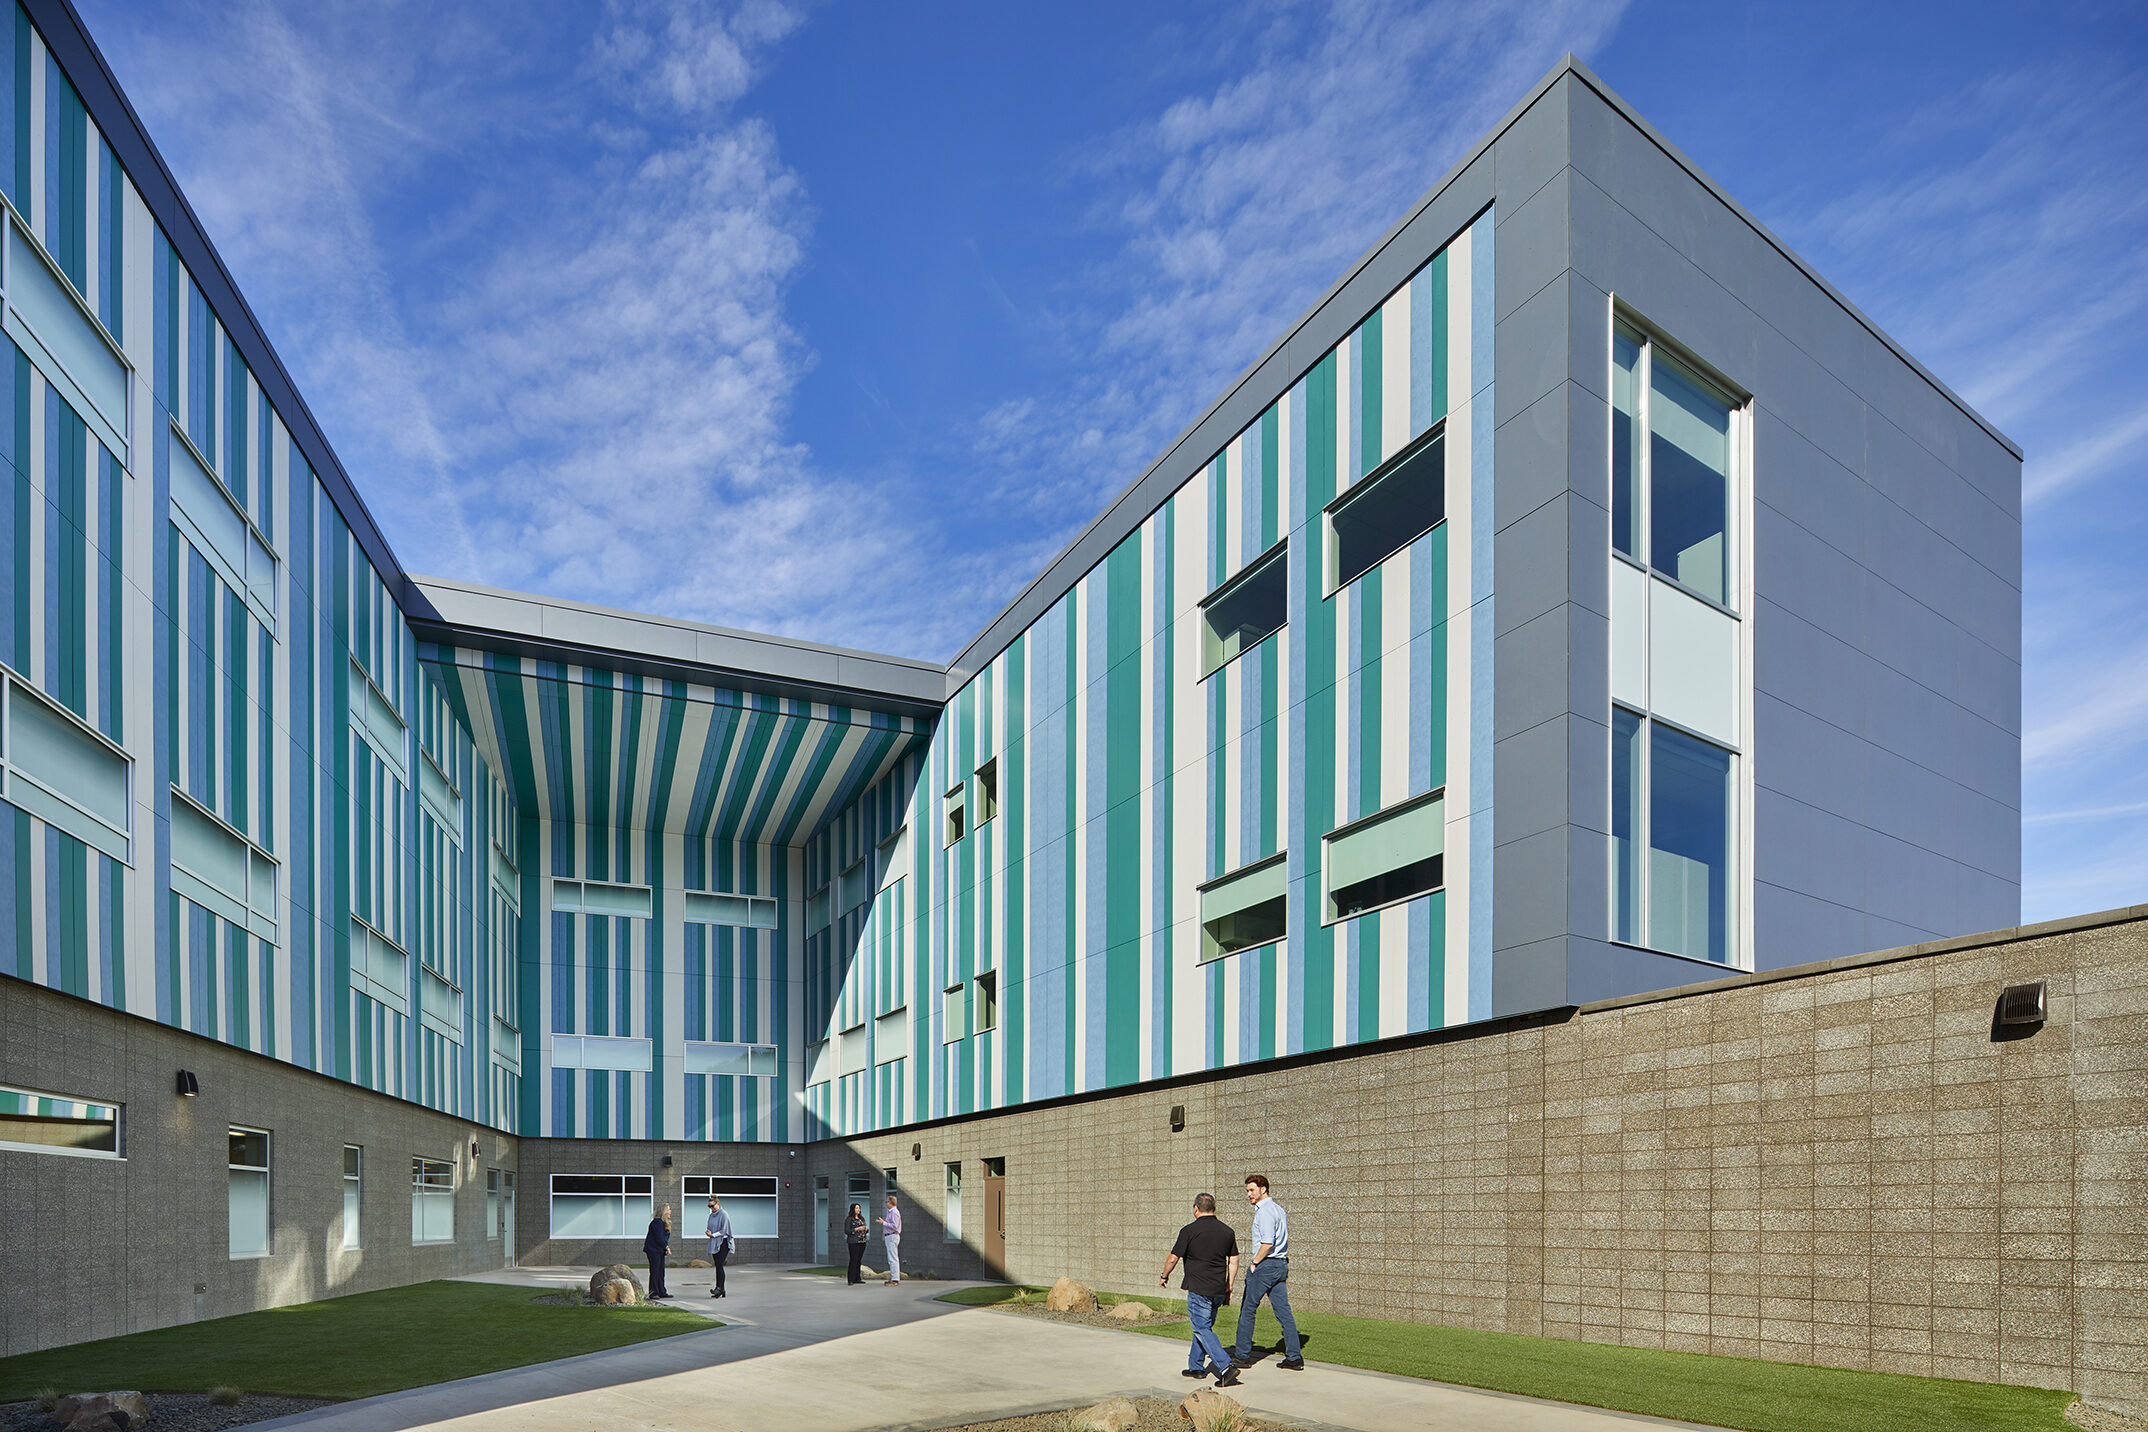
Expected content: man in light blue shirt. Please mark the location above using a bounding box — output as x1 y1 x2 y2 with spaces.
1232 1174 1302 1370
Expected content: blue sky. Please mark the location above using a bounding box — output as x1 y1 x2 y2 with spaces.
74 0 2148 921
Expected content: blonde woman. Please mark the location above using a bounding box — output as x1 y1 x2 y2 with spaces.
643 1202 674 1300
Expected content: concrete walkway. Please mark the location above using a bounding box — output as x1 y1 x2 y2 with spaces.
253 1266 1733 1432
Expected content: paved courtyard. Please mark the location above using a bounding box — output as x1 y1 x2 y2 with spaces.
245 1265 1734 1432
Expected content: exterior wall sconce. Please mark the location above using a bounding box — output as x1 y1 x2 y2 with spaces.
175 1070 200 1097
1999 982 2047 1026
1170 1104 1185 1132
912 1142 922 1161
662 1155 674 1168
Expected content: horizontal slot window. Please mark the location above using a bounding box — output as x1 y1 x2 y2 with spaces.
3 669 130 862
683 1174 777 1238
0 1082 119 1156
684 1041 778 1078
550 1172 654 1239
552 1033 653 1072
350 918 411 1013
1324 792 1444 921
1199 854 1287 962
683 890 778 929
552 878 652 919
1327 426 1443 592
5 217 127 457
169 791 277 941
1201 540 1288 678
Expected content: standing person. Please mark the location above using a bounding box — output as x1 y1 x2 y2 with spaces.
876 1194 903 1284
1232 1175 1303 1370
1159 1193 1241 1387
845 1202 870 1285
704 1196 734 1299
643 1203 673 1300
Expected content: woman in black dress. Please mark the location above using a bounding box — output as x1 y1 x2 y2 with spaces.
845 1202 870 1284
643 1203 673 1299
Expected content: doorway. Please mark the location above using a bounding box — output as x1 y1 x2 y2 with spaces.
813 1176 830 1262
982 1158 1006 1280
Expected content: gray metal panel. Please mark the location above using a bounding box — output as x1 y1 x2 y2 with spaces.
1493 167 1571 323
1491 825 1569 951
1564 935 1733 1005
1489 934 1570 1017
1491 607 1570 742
1491 715 1568 846
1750 880 1871 970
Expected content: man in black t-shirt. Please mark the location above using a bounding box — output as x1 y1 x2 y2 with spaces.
1160 1193 1241 1386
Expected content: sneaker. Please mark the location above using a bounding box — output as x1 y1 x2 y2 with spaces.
1229 1355 1253 1369
1277 1357 1305 1371
1212 1367 1242 1388
1180 1369 1209 1380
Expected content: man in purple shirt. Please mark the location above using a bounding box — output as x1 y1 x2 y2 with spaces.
876 1194 904 1284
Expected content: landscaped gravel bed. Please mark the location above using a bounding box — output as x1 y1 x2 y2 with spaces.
1 1392 333 1432
986 1300 1176 1332
924 1394 1277 1432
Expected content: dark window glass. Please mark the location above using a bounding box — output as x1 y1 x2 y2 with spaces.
1612 333 1642 558
712 1176 777 1196
1203 896 1286 959
1329 430 1444 590
552 1174 622 1195
1649 723 1732 963
1330 854 1443 921
1202 544 1288 677
1611 708 1644 945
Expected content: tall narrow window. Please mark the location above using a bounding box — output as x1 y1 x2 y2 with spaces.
974 759 999 825
342 1145 363 1251
974 971 998 1032
1611 333 1643 559
412 1156 455 1244
487 1168 502 1240
944 780 967 846
1611 326 1738 608
1611 708 1645 946
1201 541 1288 678
945 1162 964 1242
229 1128 270 1258
943 983 967 1042
1610 707 1734 965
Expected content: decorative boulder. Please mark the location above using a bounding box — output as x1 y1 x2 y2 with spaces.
1107 1300 1152 1321
1069 1396 1139 1432
588 1263 645 1305
54 1392 150 1432
1178 1388 1244 1431
685 1259 712 1268
1045 1276 1098 1312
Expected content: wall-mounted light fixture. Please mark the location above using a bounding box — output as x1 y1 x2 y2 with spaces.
912 1142 922 1161
662 1155 674 1168
470 1137 481 1160
1169 1104 1186 1133
175 1070 200 1097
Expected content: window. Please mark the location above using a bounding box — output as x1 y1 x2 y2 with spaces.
419 967 462 1041
1612 708 1735 964
1323 793 1444 921
840 857 873 911
974 760 999 825
684 1041 779 1078
350 917 411 1014
549 1173 653 1239
486 1168 501 1240
1 667 131 862
0 1082 119 1157
847 1172 872 1200
806 884 831 932
974 971 998 1032
684 890 779 929
551 878 652 919
944 780 967 847
228 1127 270 1258
343 1146 362 1250
838 1022 869 1074
943 983 967 1042
169 791 277 941
1612 326 1738 608
1199 854 1287 962
412 1156 455 1244
683 1175 778 1238
945 1163 963 1242
1201 540 1287 678
551 1034 653 1072
348 660 407 779
6 214 129 457
1326 425 1444 592
419 752 462 840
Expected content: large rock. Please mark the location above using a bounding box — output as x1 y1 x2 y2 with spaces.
1044 1276 1098 1312
54 1392 150 1432
1068 1396 1139 1432
1107 1299 1152 1321
588 1263 645 1305
1178 1388 1244 1431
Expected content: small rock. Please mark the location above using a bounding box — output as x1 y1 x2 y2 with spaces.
55 1392 150 1432
1045 1276 1098 1312
1068 1395 1139 1432
1179 1388 1243 1431
1107 1300 1151 1321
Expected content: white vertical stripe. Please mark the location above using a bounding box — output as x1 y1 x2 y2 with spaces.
1442 228 1474 1027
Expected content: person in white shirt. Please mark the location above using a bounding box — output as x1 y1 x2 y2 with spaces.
1232 1174 1302 1370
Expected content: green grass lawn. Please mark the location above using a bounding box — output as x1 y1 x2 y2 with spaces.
0 1281 713 1403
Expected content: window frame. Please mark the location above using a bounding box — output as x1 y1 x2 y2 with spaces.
973 759 999 827
944 779 967 847
1322 421 1446 597
548 1172 654 1240
1321 789 1446 924
168 786 279 943
942 982 967 1043
683 1174 780 1239
973 970 998 1033
412 1155 456 1246
0 1080 122 1160
1607 702 1740 966
1197 852 1289 963
944 1161 963 1243
1199 537 1289 680
227 1125 271 1260
0 663 134 865
2 203 136 463
1609 318 1745 618
343 1145 364 1251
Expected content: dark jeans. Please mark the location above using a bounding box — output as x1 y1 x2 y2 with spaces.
846 1241 866 1283
646 1255 670 1299
1185 1291 1232 1374
1234 1259 1300 1360
709 1244 729 1294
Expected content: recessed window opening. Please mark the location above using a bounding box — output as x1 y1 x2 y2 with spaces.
412 1156 455 1244
807 883 831 932
1199 854 1288 962
974 759 999 826
685 1175 779 1238
685 1041 779 1078
228 1127 270 1258
974 971 998 1032
549 1173 652 1239
1326 425 1444 593
0 1082 120 1157
1324 793 1445 922
1 667 132 863
684 890 779 929
1201 540 1288 679
945 1162 963 1242
1612 324 1739 609
343 1146 362 1250
486 1167 501 1241
943 982 967 1042
1611 706 1735 965
944 780 967 846
169 789 277 942
551 878 652 919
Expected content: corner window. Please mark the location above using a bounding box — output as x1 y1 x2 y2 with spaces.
0 1082 119 1158
684 1175 778 1238
945 1162 963 1242
1201 540 1287 678
228 1127 270 1258
343 1146 362 1250
1323 793 1444 921
412 1156 455 1244
1612 325 1738 608
1612 707 1735 964
1 667 131 863
549 1173 652 1239
1326 425 1444 593
1199 854 1287 962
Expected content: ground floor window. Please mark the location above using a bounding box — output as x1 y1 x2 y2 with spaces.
551 1173 653 1238
228 1128 270 1258
0 1083 119 1157
944 1162 962 1241
343 1146 362 1250
412 1156 455 1244
683 1175 778 1238
487 1168 502 1239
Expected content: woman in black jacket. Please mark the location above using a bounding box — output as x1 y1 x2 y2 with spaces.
643 1203 673 1300
845 1203 869 1285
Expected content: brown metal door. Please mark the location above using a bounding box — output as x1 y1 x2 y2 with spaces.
983 1167 1007 1280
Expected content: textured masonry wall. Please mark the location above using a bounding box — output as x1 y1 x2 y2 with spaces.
813 912 2148 1414
0 978 516 1358
513 1137 815 1268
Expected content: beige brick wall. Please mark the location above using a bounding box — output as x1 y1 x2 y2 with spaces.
818 909 2148 1414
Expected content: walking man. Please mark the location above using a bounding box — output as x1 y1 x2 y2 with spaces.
877 1193 903 1284
1232 1174 1302 1370
1160 1193 1241 1387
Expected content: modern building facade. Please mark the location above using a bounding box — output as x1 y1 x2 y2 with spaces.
2 0 2036 1389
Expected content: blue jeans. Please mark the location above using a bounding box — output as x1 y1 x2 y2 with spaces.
1235 1260 1300 1360
1185 1291 1232 1374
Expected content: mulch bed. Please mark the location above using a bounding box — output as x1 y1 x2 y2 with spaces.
925 1394 1276 1432
986 1301 1176 1333
1 1393 333 1432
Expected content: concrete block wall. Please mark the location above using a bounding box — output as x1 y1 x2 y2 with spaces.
0 979 516 1357
513 1137 815 1268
